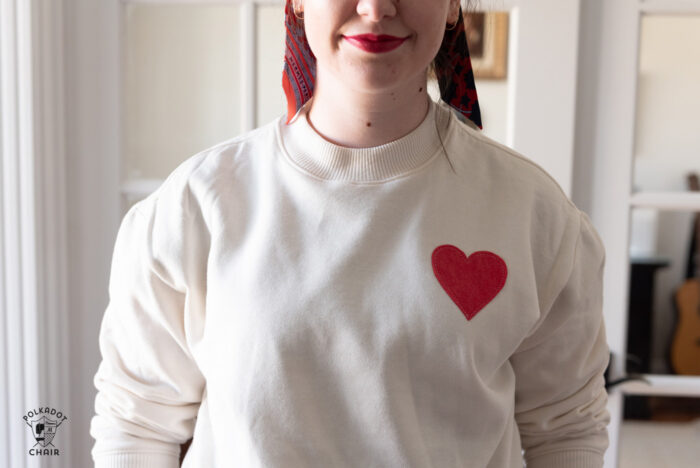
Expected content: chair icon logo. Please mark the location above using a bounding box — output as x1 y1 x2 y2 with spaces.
24 407 67 456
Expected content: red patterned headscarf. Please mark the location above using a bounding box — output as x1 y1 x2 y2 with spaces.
282 0 483 130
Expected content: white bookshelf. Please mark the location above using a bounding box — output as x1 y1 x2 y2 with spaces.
630 191 700 211
619 374 700 398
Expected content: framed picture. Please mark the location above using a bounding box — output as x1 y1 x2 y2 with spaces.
428 11 510 82
463 12 509 80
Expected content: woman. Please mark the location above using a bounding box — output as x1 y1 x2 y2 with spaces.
90 0 611 467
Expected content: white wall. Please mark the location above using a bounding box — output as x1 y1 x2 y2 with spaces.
64 1 121 466
256 4 287 127
124 4 242 180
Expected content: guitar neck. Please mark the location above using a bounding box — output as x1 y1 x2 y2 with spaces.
694 215 700 279
689 173 700 279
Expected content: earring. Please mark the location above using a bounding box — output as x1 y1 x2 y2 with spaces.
446 19 458 31
293 2 304 20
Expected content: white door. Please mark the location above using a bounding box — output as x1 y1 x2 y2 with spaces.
586 1 700 467
63 1 583 467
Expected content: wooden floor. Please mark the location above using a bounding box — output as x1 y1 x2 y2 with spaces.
619 397 700 468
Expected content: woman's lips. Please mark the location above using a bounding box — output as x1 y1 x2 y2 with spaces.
343 34 408 53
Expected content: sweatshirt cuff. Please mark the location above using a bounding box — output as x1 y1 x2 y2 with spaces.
94 452 180 468
525 449 604 468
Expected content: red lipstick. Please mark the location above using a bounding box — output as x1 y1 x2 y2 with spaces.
343 34 408 53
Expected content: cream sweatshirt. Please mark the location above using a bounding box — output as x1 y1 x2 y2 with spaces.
90 97 611 468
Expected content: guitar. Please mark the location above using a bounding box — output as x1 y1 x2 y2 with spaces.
670 173 700 375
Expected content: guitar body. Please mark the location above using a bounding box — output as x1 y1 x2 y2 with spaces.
670 173 700 375
671 278 700 375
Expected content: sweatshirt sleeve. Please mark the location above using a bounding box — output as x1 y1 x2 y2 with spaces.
511 210 611 468
90 195 206 468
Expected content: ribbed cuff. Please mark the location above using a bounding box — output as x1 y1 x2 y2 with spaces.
525 449 604 468
94 452 180 468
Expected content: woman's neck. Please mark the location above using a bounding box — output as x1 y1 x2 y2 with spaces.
306 67 431 149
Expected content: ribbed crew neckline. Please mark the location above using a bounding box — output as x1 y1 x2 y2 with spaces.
278 97 451 183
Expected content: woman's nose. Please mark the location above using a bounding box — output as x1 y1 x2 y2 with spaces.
356 0 398 22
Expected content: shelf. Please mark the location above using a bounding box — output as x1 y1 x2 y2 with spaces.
638 0 700 14
629 191 700 211
121 178 164 199
619 374 700 397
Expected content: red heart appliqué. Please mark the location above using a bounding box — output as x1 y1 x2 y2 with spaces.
431 245 507 321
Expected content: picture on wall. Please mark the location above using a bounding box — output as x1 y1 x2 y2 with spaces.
428 11 509 81
464 11 509 80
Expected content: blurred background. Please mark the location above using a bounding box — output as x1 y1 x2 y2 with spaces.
1 0 700 467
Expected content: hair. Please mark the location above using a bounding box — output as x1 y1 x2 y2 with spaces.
432 0 479 174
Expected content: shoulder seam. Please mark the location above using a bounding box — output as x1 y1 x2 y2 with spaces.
178 120 279 214
202 116 281 155
449 121 578 212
